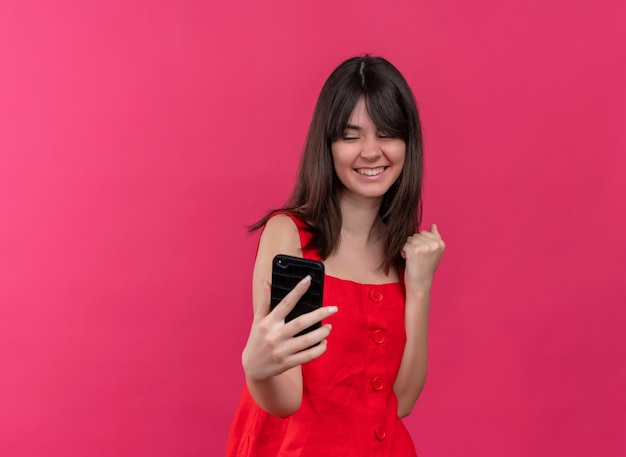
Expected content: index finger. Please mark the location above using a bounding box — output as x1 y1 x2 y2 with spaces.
269 274 312 321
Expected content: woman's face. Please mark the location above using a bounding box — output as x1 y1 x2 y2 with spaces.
331 98 406 202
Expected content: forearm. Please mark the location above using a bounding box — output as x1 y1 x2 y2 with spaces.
245 367 302 418
394 286 430 418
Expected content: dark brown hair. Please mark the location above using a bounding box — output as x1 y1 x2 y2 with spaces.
252 55 423 272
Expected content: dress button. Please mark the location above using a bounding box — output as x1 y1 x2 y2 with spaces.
372 330 385 344
375 426 386 441
370 289 383 303
372 377 384 391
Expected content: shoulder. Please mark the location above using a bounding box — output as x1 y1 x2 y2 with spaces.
265 212 301 234
258 213 303 262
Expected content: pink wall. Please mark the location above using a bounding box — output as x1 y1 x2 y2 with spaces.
1 1 624 456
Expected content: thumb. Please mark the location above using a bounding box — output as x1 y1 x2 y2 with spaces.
252 280 272 322
431 223 440 236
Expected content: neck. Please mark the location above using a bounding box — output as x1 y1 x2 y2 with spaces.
338 191 383 243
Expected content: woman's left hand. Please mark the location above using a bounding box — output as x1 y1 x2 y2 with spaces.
401 224 446 292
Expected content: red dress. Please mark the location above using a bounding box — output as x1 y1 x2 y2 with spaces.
226 214 417 457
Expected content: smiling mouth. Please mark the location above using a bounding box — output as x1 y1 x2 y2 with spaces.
355 167 387 176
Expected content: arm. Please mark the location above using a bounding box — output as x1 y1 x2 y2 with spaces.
394 224 445 418
241 215 337 417
394 285 431 418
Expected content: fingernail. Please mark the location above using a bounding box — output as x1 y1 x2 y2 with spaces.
301 275 312 283
327 306 338 315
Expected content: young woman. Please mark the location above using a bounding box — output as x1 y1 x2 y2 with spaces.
227 55 445 456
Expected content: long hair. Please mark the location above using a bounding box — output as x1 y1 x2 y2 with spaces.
251 55 423 273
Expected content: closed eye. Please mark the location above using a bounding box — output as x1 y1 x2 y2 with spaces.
341 129 360 141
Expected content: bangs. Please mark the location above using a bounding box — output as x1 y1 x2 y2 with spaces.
325 76 410 142
364 88 409 140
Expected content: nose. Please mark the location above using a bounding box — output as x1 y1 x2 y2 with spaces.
360 135 382 161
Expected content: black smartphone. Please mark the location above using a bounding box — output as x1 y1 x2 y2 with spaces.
270 254 325 338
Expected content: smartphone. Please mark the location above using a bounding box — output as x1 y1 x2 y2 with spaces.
270 254 325 338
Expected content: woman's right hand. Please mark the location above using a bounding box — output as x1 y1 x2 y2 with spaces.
242 275 338 382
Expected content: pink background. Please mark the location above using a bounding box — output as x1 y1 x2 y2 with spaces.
1 1 625 456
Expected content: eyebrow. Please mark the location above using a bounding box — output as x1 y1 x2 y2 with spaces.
344 124 362 130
